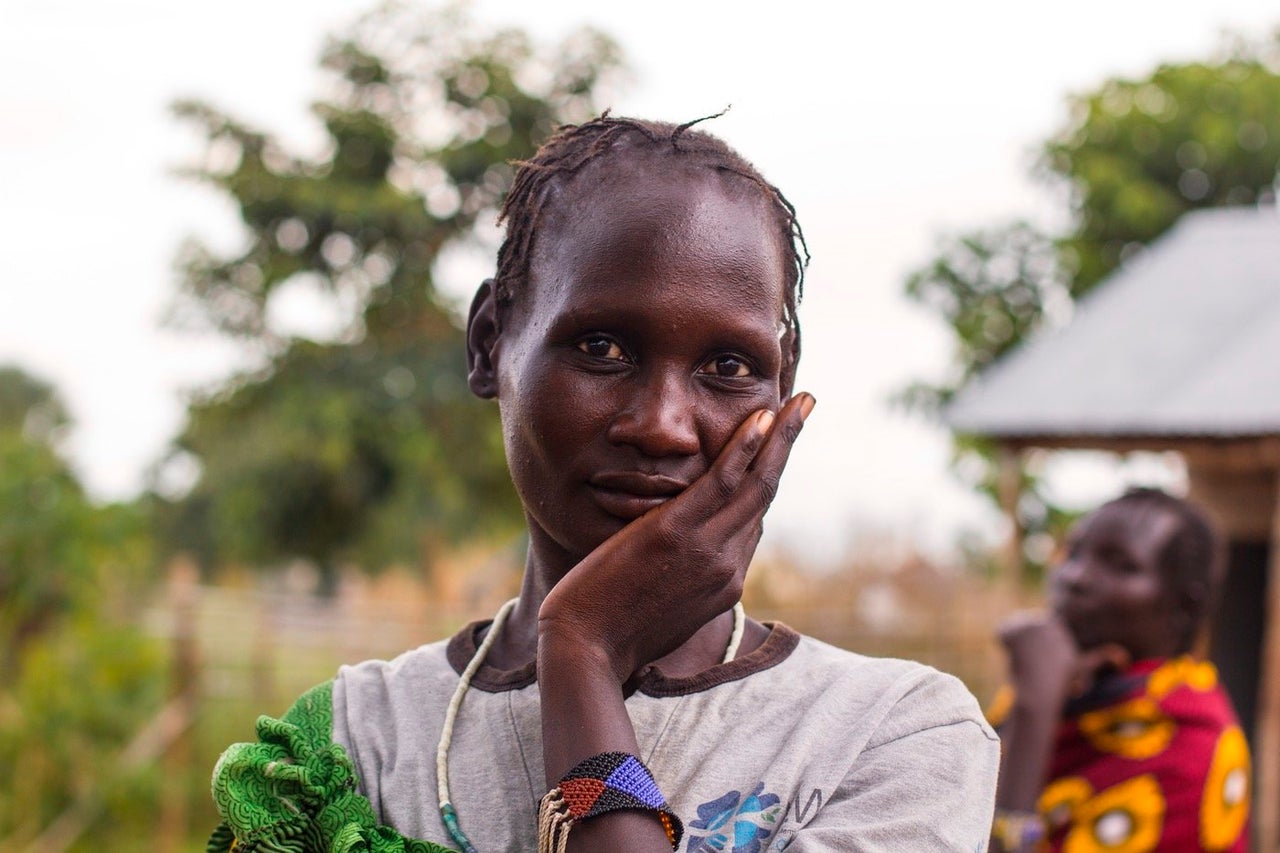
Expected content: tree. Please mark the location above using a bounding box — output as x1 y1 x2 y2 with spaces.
0 365 153 664
903 34 1280 575
160 4 624 586
0 366 163 848
0 366 91 670
1045 38 1280 292
0 365 68 441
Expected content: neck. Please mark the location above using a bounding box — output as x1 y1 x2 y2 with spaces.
649 610 744 678
481 528 574 671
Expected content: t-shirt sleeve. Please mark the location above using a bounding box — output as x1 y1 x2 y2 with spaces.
207 681 455 853
782 669 1000 852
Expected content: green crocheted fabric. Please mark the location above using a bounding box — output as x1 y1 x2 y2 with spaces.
207 681 454 853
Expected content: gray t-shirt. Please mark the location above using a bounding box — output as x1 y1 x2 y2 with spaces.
334 621 999 851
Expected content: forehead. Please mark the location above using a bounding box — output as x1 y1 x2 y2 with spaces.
1075 502 1181 558
520 157 787 319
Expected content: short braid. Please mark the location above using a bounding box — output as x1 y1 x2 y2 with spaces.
1106 487 1222 653
494 113 809 352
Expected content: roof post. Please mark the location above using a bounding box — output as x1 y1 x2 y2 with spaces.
1255 470 1280 851
996 444 1024 585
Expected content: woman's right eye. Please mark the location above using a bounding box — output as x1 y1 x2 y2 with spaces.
577 337 625 361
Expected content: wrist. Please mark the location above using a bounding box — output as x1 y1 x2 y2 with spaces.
1008 684 1069 718
1008 662 1073 706
538 619 633 686
539 752 683 851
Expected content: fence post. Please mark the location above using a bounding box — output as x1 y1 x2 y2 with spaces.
156 557 199 852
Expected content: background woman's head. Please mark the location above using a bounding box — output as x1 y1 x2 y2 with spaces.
1050 487 1221 658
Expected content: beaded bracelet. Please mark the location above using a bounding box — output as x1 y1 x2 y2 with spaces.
537 752 683 852
990 808 1046 851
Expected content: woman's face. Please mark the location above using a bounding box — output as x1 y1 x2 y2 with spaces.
1049 502 1182 658
481 160 790 563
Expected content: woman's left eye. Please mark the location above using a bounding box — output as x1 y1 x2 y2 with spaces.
577 337 626 360
699 355 752 378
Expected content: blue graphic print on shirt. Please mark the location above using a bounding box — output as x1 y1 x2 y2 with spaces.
686 783 782 852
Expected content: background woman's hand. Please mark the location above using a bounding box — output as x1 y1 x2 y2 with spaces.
998 611 1130 708
538 392 814 684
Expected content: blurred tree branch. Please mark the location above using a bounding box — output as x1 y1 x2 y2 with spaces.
157 3 625 589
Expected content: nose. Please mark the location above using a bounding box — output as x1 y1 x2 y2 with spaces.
1052 556 1089 596
606 368 699 458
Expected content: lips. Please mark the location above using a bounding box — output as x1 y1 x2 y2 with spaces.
587 471 689 520
1050 591 1105 646
1050 589 1089 620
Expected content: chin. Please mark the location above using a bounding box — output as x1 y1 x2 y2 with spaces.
544 514 628 561
1056 612 1098 650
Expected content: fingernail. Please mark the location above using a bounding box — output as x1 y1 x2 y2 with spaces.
799 393 816 419
757 410 775 433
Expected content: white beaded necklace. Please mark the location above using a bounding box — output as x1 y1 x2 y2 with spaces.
435 598 746 851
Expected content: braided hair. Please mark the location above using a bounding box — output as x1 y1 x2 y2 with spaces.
1106 487 1223 653
493 113 810 363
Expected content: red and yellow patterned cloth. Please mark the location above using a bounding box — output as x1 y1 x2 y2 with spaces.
989 656 1250 852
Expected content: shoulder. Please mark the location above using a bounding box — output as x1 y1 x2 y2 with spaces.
752 635 999 848
336 636 456 698
786 632 998 747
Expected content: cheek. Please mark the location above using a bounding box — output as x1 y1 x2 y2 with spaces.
698 388 782 455
500 365 611 468
1116 578 1169 620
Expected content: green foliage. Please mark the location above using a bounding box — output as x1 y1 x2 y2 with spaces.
1044 42 1280 291
0 366 149 671
0 365 68 441
900 221 1070 414
0 366 166 847
0 429 94 669
902 34 1280 575
0 617 166 846
162 4 624 581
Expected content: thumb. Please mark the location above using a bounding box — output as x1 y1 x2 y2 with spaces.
1070 644 1132 697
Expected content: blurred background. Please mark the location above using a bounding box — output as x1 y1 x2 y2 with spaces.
3 0 1280 848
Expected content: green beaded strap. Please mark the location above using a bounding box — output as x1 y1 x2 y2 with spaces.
439 802 475 853
208 681 453 853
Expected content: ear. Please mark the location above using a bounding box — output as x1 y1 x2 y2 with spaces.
779 324 801 401
466 279 502 399
1176 579 1209 634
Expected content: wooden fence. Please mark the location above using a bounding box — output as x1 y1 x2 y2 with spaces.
17 556 1031 851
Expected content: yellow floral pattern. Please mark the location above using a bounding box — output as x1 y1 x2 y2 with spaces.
1200 726 1249 850
986 684 1015 728
1025 656 1248 851
1077 697 1174 760
1039 776 1093 832
1062 775 1165 853
1147 656 1217 700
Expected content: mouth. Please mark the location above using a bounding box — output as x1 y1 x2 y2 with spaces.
587 472 689 521
1050 590 1083 619
1050 594 1098 641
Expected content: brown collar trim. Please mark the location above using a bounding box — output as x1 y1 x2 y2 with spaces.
445 620 538 692
445 620 801 695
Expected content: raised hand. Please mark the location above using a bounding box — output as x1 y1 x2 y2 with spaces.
993 611 1131 820
998 611 1131 708
538 392 815 685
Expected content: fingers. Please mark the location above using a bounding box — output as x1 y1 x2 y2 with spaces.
997 610 1052 645
1069 643 1132 696
717 392 814 525
664 392 815 528
683 407 778 510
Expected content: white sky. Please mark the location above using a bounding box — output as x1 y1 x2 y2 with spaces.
2 0 1276 562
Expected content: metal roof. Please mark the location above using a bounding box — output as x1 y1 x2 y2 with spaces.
945 206 1280 440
